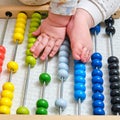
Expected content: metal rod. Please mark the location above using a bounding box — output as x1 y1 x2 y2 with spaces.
13 41 18 61
21 64 31 106
109 33 114 56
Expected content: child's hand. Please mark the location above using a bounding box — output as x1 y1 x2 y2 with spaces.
30 13 70 60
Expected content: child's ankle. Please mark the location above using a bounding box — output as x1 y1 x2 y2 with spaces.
76 9 94 28
48 12 71 27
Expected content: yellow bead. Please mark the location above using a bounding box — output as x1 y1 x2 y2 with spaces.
13 32 24 44
0 97 12 107
1 90 14 100
0 105 10 114
15 22 26 30
3 82 14 92
16 18 27 25
17 12 27 20
14 27 25 34
7 61 18 73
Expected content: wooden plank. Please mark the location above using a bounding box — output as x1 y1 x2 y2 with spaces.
0 5 49 18
0 5 120 19
0 115 120 120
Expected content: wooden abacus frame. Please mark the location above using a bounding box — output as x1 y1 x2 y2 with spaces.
0 4 120 120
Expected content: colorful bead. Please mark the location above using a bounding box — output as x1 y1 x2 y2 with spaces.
25 56 36 67
39 73 51 85
7 61 19 73
36 99 48 108
1 90 14 100
0 97 12 107
16 106 30 114
0 105 10 114
17 12 27 20
13 32 24 44
36 107 47 115
3 82 14 92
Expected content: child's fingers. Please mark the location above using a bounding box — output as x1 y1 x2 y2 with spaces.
49 38 64 57
40 38 55 60
32 33 49 58
32 26 41 36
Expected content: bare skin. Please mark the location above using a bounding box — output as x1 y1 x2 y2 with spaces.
30 9 94 62
30 12 71 60
67 9 94 62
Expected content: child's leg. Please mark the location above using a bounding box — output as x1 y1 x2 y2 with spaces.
67 9 94 62
30 12 71 60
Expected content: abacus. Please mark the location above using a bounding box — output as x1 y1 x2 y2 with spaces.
0 2 120 120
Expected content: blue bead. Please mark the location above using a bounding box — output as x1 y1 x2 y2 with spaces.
74 90 86 101
91 52 102 60
59 56 69 63
93 107 105 115
60 45 70 53
58 69 69 81
92 69 103 77
92 76 103 84
92 84 103 92
74 70 86 77
92 59 102 68
74 60 84 64
74 64 86 70
90 24 101 35
58 51 69 57
58 63 69 71
93 100 104 108
55 98 67 110
74 76 86 84
92 92 104 101
74 83 86 91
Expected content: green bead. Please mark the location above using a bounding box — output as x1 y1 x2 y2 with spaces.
39 73 51 85
25 56 36 67
28 33 34 38
29 27 37 33
30 22 40 28
27 43 34 49
32 12 42 20
36 107 47 115
16 106 29 114
31 18 41 24
28 37 36 43
36 99 48 108
26 49 33 56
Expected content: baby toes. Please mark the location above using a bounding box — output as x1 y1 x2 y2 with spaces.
81 48 92 63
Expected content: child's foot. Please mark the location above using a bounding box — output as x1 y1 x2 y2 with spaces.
30 12 71 61
67 9 94 63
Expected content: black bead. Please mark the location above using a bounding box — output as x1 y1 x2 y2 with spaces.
110 89 120 97
108 56 119 64
109 75 120 82
110 82 120 89
111 96 120 104
5 11 12 17
112 104 120 114
109 69 119 76
108 63 119 70
105 17 114 26
105 26 115 36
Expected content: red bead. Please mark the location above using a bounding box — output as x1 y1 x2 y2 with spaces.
0 66 2 73
0 52 5 60
0 58 3 65
0 46 6 54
